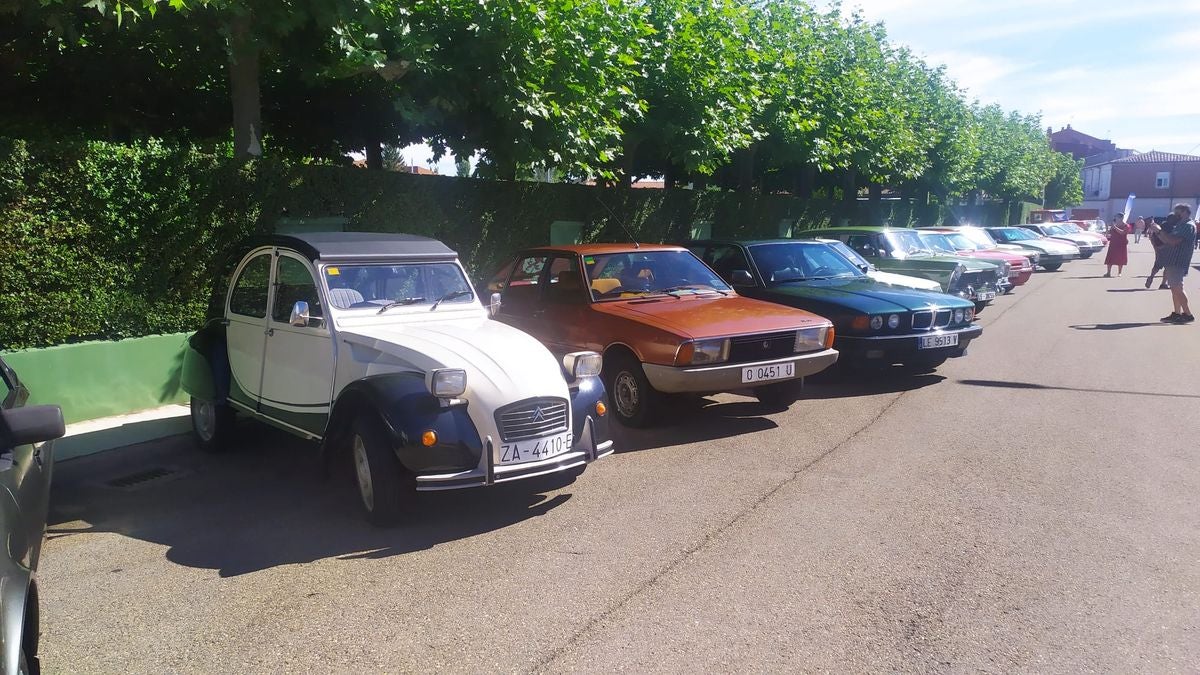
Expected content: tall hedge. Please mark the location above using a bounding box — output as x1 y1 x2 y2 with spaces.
0 138 1009 350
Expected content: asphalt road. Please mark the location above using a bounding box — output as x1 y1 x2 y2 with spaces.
39 241 1200 673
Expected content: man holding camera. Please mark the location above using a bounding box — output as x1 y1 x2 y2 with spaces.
1151 203 1196 323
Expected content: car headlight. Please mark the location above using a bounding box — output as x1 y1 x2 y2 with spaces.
678 338 729 365
947 263 965 290
953 309 964 324
887 314 900 329
1029 252 1040 265
794 326 830 352
999 261 1011 277
562 351 603 379
428 368 467 398
869 315 884 331
964 307 975 322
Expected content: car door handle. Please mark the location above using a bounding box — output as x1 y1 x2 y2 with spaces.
265 328 275 337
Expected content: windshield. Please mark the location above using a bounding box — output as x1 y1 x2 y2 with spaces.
584 250 731 300
826 240 874 270
749 242 864 283
945 233 978 251
917 233 959 255
958 228 997 249
322 262 474 310
990 228 1037 243
1045 225 1071 235
883 229 934 257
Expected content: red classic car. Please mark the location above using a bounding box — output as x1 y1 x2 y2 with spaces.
484 244 839 426
917 228 1033 291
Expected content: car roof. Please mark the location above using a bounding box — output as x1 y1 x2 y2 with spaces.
805 226 893 233
526 243 687 255
687 238 831 247
266 232 458 263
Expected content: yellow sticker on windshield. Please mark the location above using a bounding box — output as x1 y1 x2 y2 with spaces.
326 267 340 276
584 256 595 265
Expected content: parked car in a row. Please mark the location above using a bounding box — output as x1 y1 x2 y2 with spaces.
984 227 1081 271
1019 224 1105 258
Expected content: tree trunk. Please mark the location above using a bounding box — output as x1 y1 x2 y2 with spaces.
228 14 262 160
734 145 758 193
664 164 677 191
365 138 383 171
794 164 816 198
618 135 640 188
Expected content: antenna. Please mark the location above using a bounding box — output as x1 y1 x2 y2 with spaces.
595 194 639 248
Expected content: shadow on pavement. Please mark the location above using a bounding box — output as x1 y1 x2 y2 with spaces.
46 425 577 577
802 371 944 399
1069 322 1171 330
1105 289 1158 293
612 395 779 453
958 379 1200 400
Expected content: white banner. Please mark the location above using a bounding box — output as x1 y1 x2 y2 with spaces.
1122 194 1136 222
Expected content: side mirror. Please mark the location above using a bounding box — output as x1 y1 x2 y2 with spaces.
730 270 754 287
289 300 310 327
489 292 502 317
0 405 65 448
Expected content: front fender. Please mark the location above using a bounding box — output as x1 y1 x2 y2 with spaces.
330 374 484 473
569 375 612 457
181 319 229 403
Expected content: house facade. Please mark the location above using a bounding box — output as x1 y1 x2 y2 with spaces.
1079 151 1200 221
1050 125 1117 160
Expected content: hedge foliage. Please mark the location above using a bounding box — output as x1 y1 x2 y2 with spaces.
0 138 1015 350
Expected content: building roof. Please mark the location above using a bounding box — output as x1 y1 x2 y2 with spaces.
272 232 458 262
1049 126 1110 145
1112 150 1200 164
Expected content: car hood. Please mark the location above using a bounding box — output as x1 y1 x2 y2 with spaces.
866 270 943 290
1007 239 1078 255
764 277 972 313
887 254 995 271
1049 234 1098 246
961 250 1028 266
339 317 568 403
594 293 830 340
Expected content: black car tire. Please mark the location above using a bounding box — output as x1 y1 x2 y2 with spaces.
603 354 659 428
1041 262 1062 271
755 380 805 406
973 301 990 314
349 413 413 527
190 396 234 453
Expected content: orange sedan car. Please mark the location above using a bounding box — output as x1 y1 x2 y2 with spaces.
484 244 838 427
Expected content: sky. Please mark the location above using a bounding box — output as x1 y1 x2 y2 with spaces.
400 0 1200 173
843 0 1200 155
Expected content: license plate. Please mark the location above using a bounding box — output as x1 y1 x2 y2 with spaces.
741 362 796 383
918 333 959 350
499 432 573 465
975 290 995 301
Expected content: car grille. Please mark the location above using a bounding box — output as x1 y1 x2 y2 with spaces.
728 331 797 364
495 397 569 442
911 310 952 330
959 269 997 290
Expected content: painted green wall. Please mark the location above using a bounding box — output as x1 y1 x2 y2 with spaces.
4 333 189 424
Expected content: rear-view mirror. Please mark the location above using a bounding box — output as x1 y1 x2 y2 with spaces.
489 292 502 317
0 405 66 449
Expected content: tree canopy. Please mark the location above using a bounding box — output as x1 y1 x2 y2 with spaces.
0 0 1077 206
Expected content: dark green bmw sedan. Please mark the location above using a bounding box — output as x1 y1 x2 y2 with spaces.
686 239 983 372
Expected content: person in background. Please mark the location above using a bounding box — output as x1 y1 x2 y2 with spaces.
1145 214 1175 289
1133 217 1144 243
1150 204 1196 323
1103 213 1129 277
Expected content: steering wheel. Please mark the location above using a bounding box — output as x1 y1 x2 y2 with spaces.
811 265 835 277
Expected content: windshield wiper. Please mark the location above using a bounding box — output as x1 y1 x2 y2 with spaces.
773 276 807 283
430 289 472 311
659 285 728 297
377 297 426 315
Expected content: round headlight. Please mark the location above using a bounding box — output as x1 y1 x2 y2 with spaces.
869 315 884 330
965 307 975 322
887 314 900 329
953 309 964 323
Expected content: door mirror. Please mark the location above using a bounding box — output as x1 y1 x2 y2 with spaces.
730 270 754 287
289 300 310 327
489 292 502 317
0 405 65 449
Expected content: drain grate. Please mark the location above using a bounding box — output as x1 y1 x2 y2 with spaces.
105 467 177 490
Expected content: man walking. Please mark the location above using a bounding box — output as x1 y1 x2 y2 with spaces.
1151 203 1196 323
1133 217 1144 243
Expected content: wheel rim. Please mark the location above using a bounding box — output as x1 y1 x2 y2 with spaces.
192 400 216 442
613 370 640 419
352 435 375 512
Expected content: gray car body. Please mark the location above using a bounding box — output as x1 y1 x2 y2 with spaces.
0 357 57 675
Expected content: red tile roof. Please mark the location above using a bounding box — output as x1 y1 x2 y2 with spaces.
1113 151 1200 164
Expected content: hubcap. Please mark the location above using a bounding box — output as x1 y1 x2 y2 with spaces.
353 435 375 512
192 400 215 442
614 370 640 419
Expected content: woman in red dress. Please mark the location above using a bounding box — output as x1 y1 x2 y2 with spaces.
1104 213 1129 277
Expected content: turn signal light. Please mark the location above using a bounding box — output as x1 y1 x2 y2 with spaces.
421 430 438 447
824 326 836 349
675 342 695 366
850 316 870 331
596 401 607 416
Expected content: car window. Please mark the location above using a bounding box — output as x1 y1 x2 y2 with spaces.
701 245 752 282
229 253 272 318
846 234 879 258
584 250 731 300
324 263 474 309
271 256 324 324
503 255 550 309
544 255 587 304
0 360 14 409
487 259 518 292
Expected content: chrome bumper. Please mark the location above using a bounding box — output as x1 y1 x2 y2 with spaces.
641 349 839 394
